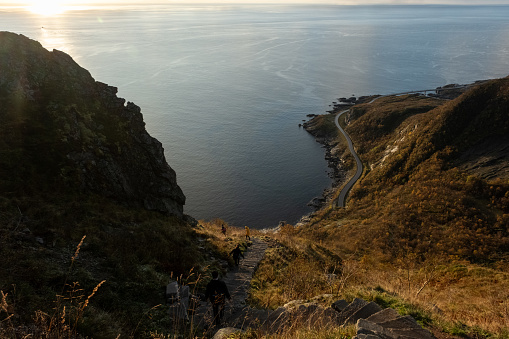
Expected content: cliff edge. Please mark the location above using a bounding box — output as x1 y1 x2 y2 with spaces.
0 31 185 216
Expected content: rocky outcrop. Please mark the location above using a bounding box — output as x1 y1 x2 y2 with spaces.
355 308 435 339
219 295 434 339
0 31 185 216
454 134 509 180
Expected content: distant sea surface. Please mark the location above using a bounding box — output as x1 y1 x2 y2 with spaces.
2 5 509 228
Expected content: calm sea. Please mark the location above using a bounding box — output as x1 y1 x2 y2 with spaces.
2 5 509 228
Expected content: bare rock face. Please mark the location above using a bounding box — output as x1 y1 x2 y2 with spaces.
0 31 185 216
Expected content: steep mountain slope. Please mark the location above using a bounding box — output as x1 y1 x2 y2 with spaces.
0 32 199 336
301 78 509 263
0 31 185 216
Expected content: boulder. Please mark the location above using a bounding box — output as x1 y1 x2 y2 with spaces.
356 318 387 337
337 298 369 324
343 302 383 325
332 299 349 312
356 310 435 339
212 327 243 339
366 308 401 324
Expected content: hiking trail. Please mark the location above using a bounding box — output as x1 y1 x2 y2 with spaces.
191 238 268 331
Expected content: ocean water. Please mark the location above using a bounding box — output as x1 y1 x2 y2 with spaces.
2 5 509 228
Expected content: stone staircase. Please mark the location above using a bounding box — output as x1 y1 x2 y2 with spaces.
188 238 268 332
179 238 434 339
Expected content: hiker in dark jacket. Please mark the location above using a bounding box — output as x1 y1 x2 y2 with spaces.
205 271 231 326
229 244 244 266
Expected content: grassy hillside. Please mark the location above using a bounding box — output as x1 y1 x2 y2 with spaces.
1 196 196 336
303 78 509 263
250 78 509 338
0 195 257 337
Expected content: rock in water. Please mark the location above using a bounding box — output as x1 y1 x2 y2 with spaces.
0 31 185 216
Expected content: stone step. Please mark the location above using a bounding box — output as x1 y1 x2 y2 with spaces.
332 299 349 313
366 308 401 324
355 333 383 339
355 318 388 338
343 301 383 326
356 315 435 339
338 298 369 323
377 315 420 330
389 327 435 339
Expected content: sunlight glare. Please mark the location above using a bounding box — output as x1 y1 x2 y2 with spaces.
28 0 66 16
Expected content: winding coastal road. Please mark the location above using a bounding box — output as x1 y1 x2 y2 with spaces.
334 108 362 208
333 84 473 207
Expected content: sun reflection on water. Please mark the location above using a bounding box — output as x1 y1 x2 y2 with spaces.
39 27 70 53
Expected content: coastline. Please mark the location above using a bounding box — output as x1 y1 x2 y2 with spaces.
297 115 346 226
297 82 479 225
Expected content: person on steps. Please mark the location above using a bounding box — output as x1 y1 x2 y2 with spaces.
229 244 244 266
205 271 231 327
245 226 250 241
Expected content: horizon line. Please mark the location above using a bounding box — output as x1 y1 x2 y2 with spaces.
2 2 509 6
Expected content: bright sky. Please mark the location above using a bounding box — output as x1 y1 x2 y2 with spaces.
3 0 509 5
2 0 509 15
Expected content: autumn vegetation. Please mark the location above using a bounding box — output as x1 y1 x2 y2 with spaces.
304 78 509 264
248 78 509 338
1 41 508 338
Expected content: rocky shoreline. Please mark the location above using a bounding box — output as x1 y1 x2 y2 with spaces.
298 120 345 224
303 130 345 207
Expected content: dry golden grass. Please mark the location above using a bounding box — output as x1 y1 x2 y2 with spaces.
0 238 108 338
288 82 509 338
337 262 507 338
249 230 341 309
194 218 264 256
360 262 509 335
238 322 356 339
250 230 509 338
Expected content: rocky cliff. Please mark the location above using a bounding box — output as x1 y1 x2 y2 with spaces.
0 31 185 216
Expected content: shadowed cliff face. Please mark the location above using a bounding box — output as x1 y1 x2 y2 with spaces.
0 31 185 216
